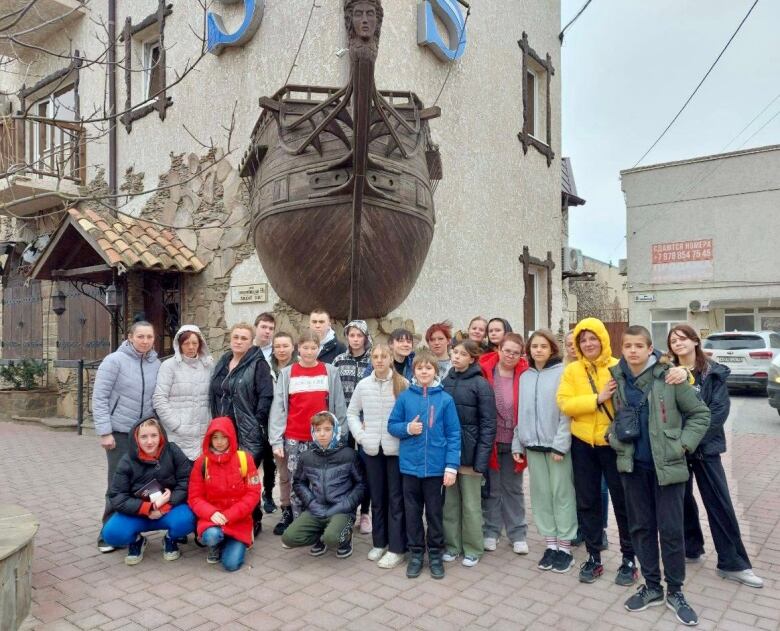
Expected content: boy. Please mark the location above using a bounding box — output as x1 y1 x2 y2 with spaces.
309 309 346 364
281 412 365 558
333 319 374 533
608 326 710 626
388 350 461 579
254 312 278 514
254 312 276 364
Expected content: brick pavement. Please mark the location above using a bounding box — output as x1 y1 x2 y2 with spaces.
1 422 778 631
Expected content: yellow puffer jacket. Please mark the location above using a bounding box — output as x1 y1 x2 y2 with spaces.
556 318 617 447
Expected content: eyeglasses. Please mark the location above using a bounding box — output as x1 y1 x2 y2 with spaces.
501 348 523 357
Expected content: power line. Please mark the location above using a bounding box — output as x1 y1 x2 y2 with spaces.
631 0 760 168
559 0 593 44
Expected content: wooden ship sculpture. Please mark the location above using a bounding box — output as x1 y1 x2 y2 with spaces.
240 0 442 320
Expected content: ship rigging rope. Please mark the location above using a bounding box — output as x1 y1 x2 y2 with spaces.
284 0 320 87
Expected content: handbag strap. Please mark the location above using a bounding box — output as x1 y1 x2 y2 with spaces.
585 368 614 423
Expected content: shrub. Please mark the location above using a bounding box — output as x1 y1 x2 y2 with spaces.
0 359 46 390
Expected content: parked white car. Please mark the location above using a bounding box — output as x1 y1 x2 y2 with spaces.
768 354 780 416
702 331 780 392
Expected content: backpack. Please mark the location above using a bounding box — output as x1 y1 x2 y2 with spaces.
202 449 248 480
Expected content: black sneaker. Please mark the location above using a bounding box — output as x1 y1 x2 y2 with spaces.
206 545 221 564
551 550 575 574
253 519 263 537
615 557 639 586
273 506 293 536
162 535 180 561
538 548 557 571
666 591 698 626
124 536 146 566
336 538 353 559
625 584 664 612
263 491 278 514
309 539 328 557
578 555 604 583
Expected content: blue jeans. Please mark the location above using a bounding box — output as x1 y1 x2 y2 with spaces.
101 504 195 546
201 526 247 572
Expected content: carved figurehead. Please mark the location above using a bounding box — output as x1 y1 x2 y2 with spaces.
344 0 383 62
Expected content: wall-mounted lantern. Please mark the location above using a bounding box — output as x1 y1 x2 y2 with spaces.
52 285 67 316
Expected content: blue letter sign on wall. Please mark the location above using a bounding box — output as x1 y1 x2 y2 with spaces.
207 0 265 55
417 0 467 62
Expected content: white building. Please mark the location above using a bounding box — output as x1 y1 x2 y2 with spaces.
620 144 780 348
0 0 566 414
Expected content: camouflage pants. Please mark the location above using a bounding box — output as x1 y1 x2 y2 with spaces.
284 438 311 518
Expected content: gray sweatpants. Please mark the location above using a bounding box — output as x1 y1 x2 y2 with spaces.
482 443 527 542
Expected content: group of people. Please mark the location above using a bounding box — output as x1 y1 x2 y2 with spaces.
92 311 764 627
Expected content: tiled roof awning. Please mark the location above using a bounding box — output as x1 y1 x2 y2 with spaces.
562 157 586 207
30 207 206 281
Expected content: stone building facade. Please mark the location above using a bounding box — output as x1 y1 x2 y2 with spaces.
1 0 565 419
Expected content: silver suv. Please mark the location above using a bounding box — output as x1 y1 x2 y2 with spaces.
702 331 780 392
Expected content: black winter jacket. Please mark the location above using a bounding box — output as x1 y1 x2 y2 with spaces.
293 443 366 518
318 337 347 364
109 418 192 515
691 360 731 457
442 363 497 473
210 346 274 457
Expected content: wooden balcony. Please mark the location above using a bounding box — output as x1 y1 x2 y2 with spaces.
0 116 86 216
0 0 86 59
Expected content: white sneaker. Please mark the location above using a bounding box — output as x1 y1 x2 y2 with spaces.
512 540 529 555
483 537 498 551
462 555 479 567
442 551 459 562
717 568 764 588
367 546 387 561
377 551 406 569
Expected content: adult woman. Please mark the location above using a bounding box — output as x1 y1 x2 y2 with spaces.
480 333 529 554
101 417 195 565
270 331 297 382
556 318 637 585
512 330 577 573
426 321 453 375
92 321 160 552
486 318 512 352
210 323 274 534
667 324 763 588
153 325 213 461
442 340 496 567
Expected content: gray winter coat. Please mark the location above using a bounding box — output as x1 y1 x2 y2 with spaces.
92 340 160 436
152 326 214 461
268 362 347 448
512 359 571 455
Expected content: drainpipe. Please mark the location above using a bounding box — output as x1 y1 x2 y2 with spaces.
107 0 117 215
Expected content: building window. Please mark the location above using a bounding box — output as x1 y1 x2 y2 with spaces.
527 269 539 334
651 308 687 351
518 31 555 166
724 309 755 332
143 40 163 101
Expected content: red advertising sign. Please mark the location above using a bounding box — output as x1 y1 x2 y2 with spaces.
651 239 714 283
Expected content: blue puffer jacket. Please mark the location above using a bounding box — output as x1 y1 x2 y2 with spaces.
92 340 160 436
387 382 461 477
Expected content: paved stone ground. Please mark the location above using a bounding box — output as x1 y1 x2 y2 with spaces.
3 395 779 631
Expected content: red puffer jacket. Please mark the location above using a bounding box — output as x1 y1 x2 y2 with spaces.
188 417 261 546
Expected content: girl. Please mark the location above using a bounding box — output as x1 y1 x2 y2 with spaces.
154 325 213 461
269 329 347 519
101 418 195 565
348 344 409 568
667 324 763 588
441 340 496 567
512 330 577 573
188 417 262 571
270 331 297 382
455 316 489 351
92 321 160 552
480 333 529 554
210 323 274 535
387 328 415 380
486 318 513 352
425 321 453 375
388 350 461 579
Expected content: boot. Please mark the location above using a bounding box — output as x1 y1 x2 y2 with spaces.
428 548 445 580
273 506 293 536
406 548 424 579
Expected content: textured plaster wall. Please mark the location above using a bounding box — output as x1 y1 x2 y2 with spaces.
2 0 563 341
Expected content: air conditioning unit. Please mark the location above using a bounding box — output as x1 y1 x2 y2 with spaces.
618 258 628 276
562 247 584 275
689 299 710 313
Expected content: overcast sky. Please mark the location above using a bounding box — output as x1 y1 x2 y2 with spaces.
561 0 780 264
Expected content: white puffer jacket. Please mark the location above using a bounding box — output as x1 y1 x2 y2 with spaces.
347 370 406 456
152 325 214 460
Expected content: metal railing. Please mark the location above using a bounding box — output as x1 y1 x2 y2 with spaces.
0 115 86 184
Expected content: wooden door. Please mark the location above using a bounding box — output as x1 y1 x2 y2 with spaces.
56 283 111 361
1 276 43 360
